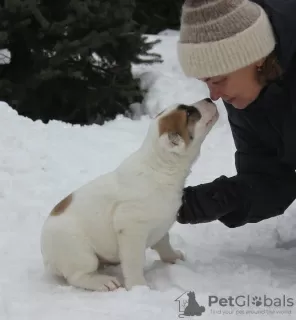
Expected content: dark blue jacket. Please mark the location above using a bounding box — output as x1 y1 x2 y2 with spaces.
177 0 296 228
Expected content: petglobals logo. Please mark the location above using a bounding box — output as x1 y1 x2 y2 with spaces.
208 294 295 308
175 292 295 317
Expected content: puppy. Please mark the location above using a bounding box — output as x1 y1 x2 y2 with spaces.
40 98 218 292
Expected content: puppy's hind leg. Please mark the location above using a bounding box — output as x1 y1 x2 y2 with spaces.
58 238 122 291
151 232 185 264
66 254 122 292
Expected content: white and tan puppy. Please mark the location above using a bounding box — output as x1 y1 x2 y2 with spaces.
40 98 218 292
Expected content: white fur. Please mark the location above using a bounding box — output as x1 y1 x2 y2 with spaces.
40 99 218 291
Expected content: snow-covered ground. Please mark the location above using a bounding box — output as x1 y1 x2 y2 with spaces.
1 32 296 320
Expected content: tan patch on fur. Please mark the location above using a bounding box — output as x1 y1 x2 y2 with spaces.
158 109 191 145
50 193 73 216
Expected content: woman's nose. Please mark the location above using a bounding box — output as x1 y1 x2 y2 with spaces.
208 87 221 101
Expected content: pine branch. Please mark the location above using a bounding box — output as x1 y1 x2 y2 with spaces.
28 0 50 29
4 0 20 9
69 0 89 16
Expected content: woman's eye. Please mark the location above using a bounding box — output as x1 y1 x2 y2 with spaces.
212 78 226 85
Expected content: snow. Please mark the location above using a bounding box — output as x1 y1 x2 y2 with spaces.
1 32 296 320
0 49 10 64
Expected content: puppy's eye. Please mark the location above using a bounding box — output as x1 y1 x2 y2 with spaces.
186 110 193 118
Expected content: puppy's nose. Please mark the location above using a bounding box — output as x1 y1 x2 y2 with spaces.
204 98 212 103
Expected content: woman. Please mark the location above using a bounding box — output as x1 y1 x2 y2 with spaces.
176 0 296 228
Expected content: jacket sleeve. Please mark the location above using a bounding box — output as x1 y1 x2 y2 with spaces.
217 108 296 228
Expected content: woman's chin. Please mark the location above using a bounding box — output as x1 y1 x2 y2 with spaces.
231 98 252 110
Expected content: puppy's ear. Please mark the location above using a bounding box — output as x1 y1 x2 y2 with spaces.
167 132 183 147
157 109 189 153
154 109 165 119
158 131 186 154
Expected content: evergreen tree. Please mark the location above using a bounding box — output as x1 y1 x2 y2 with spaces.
133 0 183 34
0 0 162 124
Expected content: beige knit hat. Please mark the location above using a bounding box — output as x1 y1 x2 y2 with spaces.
177 0 276 78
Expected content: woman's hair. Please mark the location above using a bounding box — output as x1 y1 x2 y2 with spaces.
258 51 283 85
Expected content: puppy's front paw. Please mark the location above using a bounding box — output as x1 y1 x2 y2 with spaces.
125 276 147 291
161 249 185 264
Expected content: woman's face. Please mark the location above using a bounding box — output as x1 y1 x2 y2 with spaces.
200 60 265 109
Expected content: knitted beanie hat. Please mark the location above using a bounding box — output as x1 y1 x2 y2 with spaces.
177 0 276 78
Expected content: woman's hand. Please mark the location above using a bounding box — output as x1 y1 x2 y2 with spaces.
177 176 243 224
